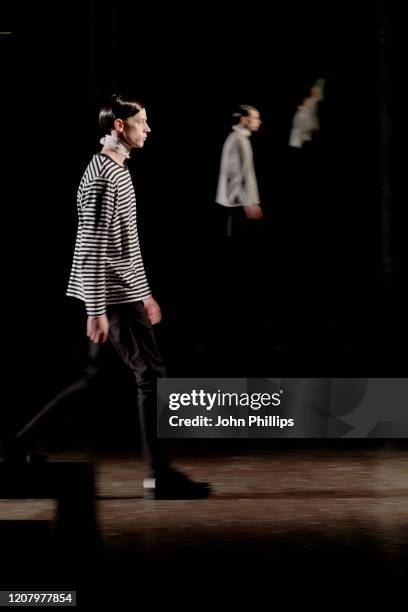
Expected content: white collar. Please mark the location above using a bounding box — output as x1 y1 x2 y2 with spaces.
100 134 131 158
232 125 251 138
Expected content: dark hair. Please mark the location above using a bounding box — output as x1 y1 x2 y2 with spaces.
231 104 258 125
99 93 144 133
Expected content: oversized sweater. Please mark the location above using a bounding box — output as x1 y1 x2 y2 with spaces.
67 153 151 316
215 125 260 208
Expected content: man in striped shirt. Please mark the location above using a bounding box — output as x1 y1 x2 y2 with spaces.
2 94 210 499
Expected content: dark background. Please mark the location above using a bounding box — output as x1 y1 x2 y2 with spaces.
1 2 405 447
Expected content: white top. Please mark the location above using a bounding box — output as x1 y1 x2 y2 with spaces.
216 125 260 207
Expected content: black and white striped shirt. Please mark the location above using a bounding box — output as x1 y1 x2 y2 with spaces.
67 153 151 316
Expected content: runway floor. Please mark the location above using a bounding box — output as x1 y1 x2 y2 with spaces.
1 444 407 606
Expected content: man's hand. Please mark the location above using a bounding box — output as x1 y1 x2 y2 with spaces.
87 314 109 344
143 296 162 325
244 203 263 220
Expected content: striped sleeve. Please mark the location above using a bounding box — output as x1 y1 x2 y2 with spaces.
79 177 116 316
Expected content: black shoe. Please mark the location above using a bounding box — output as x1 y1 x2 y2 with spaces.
24 452 47 465
143 469 211 500
0 442 47 465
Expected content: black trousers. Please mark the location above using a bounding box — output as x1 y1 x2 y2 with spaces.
214 206 268 315
8 301 170 477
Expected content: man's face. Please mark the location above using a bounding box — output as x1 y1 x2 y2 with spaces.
116 108 151 148
241 109 262 132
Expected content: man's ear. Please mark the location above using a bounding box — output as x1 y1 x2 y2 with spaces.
114 118 124 132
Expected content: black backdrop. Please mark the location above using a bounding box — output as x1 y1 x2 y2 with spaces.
1 2 404 448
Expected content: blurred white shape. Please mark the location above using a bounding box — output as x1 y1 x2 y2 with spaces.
289 78 326 148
